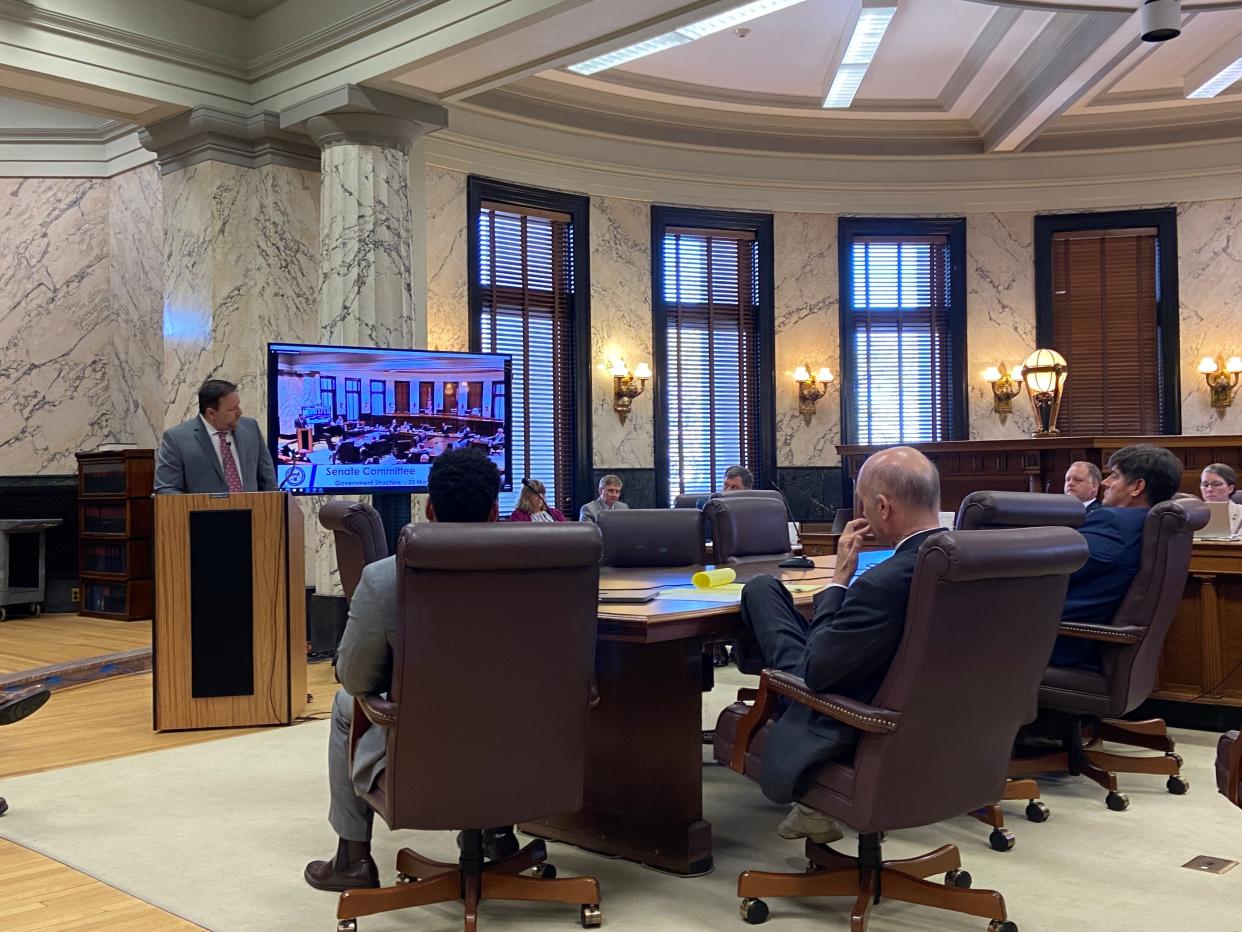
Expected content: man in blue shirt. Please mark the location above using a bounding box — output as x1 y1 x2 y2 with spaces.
1050 444 1184 669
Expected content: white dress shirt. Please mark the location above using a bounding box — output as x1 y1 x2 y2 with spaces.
200 414 234 473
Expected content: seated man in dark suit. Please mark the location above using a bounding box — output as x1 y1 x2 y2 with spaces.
737 446 944 843
304 449 514 892
1049 444 1183 669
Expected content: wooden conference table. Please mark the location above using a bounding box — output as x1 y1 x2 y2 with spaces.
518 558 836 875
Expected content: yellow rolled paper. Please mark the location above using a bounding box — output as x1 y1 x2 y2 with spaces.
692 567 737 589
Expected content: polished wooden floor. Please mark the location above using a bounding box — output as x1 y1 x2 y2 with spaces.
1 615 337 930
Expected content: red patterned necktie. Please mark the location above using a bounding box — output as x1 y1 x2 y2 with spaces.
217 431 244 493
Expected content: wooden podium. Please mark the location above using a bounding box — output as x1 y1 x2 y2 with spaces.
153 492 306 731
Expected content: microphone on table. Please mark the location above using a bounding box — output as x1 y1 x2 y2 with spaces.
766 480 815 569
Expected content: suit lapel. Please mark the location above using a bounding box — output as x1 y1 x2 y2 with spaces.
194 420 227 484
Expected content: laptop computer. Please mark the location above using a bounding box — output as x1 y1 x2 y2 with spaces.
1194 500 1238 541
851 548 896 583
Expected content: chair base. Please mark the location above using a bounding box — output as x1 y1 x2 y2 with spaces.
1008 716 1187 809
735 834 1013 932
336 836 601 932
969 778 1048 851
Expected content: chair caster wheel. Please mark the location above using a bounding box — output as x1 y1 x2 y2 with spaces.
1170 752 1183 767
740 897 769 924
1025 801 1049 823
1106 791 1129 811
395 872 415 884
945 869 972 888
1167 775 1189 795
337 921 357 932
30 603 41 616
532 863 557 879
989 829 1015 852
988 921 1018 932
580 904 602 928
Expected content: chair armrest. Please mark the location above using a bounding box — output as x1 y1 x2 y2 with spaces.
1057 622 1144 644
766 671 901 734
727 670 900 774
358 694 398 727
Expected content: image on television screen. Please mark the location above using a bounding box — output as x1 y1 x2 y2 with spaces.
267 342 512 495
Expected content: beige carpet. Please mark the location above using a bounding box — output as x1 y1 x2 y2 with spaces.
1 668 1240 932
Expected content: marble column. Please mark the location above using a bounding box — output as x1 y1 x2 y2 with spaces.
140 109 321 428
281 86 447 593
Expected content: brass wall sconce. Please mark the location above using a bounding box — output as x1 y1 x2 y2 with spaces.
1021 348 1068 437
612 360 651 424
793 364 834 422
982 363 1022 416
1198 355 1242 411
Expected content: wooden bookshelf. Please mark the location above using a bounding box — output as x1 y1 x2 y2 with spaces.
75 450 154 620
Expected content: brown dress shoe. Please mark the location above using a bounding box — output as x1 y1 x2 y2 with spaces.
304 855 379 892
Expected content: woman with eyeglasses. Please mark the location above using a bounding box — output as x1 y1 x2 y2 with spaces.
507 477 567 523
1200 463 1242 536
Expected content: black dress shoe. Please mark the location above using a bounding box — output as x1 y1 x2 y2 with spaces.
0 686 50 727
0 797 8 816
303 855 380 891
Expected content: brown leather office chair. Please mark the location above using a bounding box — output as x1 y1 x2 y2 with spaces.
953 491 1087 848
318 501 389 602
673 493 706 509
1218 731 1242 808
336 523 604 932
598 508 706 566
703 495 791 564
1010 499 1209 811
713 527 1087 931
955 490 1086 532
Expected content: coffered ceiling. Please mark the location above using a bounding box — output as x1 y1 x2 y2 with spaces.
6 0 1242 159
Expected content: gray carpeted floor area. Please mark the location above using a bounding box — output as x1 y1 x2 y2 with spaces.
1 667 1240 932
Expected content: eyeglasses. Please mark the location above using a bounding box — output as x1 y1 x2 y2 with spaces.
1202 480 1230 490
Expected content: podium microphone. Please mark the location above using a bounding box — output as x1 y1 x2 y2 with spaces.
768 480 815 569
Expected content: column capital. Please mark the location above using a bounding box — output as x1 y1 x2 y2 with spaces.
279 85 448 153
138 108 320 175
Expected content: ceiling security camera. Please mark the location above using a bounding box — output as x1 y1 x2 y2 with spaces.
1141 0 1181 42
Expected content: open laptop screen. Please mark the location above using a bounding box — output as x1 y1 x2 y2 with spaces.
851 549 896 584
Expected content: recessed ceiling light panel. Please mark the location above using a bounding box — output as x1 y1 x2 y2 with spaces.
823 5 896 109
675 0 808 40
567 33 692 75
1188 57 1242 99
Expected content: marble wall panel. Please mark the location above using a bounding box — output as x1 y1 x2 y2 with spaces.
161 162 319 428
107 165 165 453
0 178 119 474
774 212 840 467
965 212 1038 439
1178 198 1242 434
591 196 653 468
425 165 469 352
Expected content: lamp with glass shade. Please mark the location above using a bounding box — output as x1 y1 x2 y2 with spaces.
1021 348 1068 437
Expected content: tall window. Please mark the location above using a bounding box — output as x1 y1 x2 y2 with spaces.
1036 209 1179 435
344 378 361 420
839 219 966 444
653 208 775 505
369 379 386 417
469 178 591 514
319 376 337 419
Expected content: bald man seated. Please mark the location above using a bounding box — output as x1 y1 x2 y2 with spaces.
736 446 945 843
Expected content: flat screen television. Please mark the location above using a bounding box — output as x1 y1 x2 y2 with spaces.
267 342 512 495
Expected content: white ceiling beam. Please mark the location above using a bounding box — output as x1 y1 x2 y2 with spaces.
974 9 1150 152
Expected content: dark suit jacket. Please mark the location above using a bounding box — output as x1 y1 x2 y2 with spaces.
1084 499 1102 514
760 528 940 803
1049 505 1147 668
154 415 277 494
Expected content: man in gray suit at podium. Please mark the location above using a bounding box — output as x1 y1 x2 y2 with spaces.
154 379 277 494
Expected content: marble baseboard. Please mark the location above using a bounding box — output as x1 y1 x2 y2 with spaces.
592 468 657 511
777 467 846 523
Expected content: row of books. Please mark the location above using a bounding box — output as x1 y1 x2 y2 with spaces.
83 543 128 574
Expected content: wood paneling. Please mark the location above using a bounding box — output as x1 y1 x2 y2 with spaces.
153 493 306 730
1155 542 1242 705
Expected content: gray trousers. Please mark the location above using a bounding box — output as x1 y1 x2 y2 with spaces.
328 689 384 842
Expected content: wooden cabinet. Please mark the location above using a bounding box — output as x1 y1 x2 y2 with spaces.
75 450 154 620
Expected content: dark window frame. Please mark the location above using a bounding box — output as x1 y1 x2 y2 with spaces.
651 205 777 506
838 217 968 445
1034 208 1181 435
466 176 594 511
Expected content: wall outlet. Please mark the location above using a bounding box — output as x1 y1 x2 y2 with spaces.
71 586 80 604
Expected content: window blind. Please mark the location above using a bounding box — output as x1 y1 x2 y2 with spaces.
845 234 957 444
1050 229 1161 435
660 228 760 505
476 201 577 514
